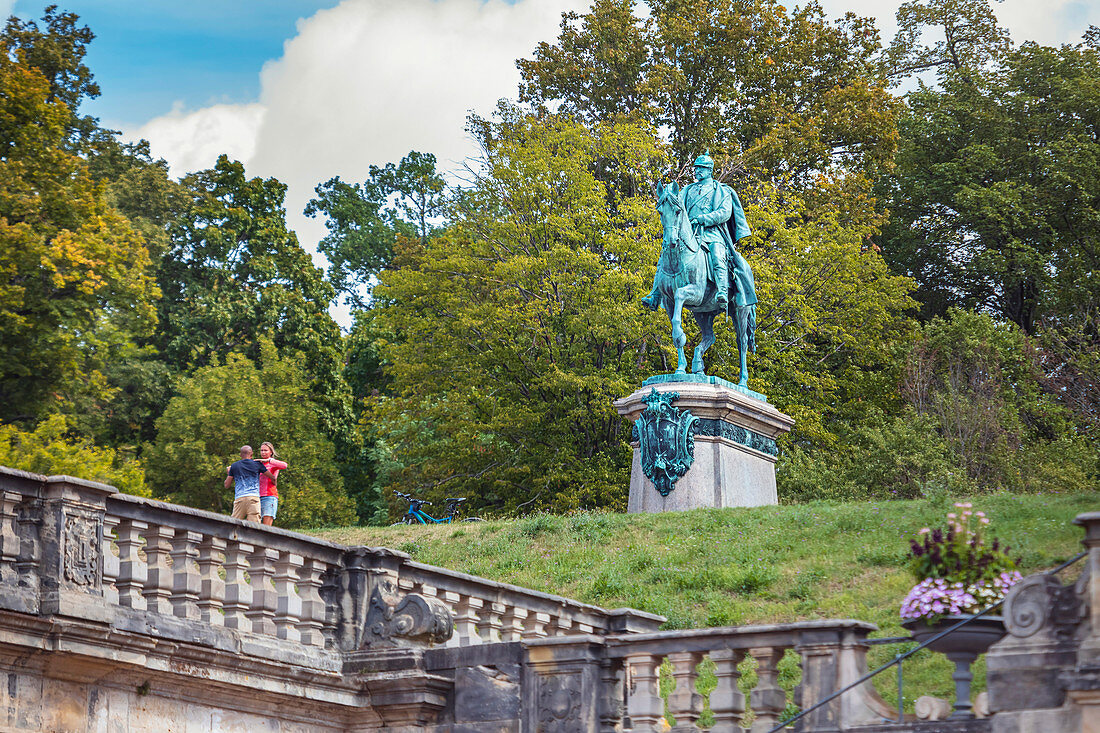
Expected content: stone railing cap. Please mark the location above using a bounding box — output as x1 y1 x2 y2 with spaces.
45 474 119 494
403 559 615 618
606 608 667 622
108 492 355 558
605 618 878 645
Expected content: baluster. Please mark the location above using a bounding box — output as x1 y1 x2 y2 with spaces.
246 547 278 636
625 653 664 732
501 606 528 642
667 651 704 732
222 540 253 632
554 614 574 637
454 595 484 646
749 647 787 733
141 524 174 614
709 649 746 732
296 558 326 647
15 501 41 589
481 600 505 643
273 551 303 642
169 530 201 619
599 658 625 733
0 492 21 586
319 567 340 649
524 611 551 639
114 519 147 610
101 515 120 605
440 591 462 646
196 536 225 625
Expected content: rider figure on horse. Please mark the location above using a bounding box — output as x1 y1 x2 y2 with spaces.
642 153 756 314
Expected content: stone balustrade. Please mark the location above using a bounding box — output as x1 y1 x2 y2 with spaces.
104 493 343 647
398 559 661 646
0 466 661 655
521 620 899 731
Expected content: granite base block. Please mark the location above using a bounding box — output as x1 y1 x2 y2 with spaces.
614 379 794 513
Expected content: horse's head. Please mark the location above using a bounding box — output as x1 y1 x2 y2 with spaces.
654 181 687 249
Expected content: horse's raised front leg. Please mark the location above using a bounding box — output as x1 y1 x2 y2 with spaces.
691 310 716 375
667 292 688 374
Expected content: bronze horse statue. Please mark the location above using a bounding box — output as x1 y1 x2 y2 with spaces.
643 181 756 385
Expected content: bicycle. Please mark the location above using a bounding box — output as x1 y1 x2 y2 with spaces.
392 492 482 525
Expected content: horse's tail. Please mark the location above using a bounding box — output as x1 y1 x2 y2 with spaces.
734 304 757 353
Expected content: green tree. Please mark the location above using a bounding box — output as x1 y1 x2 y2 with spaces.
369 112 670 514
156 155 350 435
145 344 356 529
881 4 1100 333
518 0 898 183
1 5 101 148
305 151 446 307
0 25 158 424
0 414 147 496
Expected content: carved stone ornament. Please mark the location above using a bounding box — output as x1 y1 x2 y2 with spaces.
1004 572 1085 640
363 576 453 648
636 389 697 496
537 674 583 733
63 512 100 586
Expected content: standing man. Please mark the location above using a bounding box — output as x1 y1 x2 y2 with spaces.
679 153 754 310
225 445 277 523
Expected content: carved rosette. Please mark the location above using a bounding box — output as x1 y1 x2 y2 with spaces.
537 674 583 732
363 577 453 648
636 389 697 496
63 512 100 587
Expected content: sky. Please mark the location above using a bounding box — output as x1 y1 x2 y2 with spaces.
7 0 1100 326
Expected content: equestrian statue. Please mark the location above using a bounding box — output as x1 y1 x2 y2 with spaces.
641 154 757 385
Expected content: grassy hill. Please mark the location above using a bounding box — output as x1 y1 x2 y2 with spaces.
311 492 1096 712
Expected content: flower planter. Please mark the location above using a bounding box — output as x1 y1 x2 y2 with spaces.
902 614 1006 720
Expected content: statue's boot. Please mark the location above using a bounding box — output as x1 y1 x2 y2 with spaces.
641 290 660 311
710 250 729 309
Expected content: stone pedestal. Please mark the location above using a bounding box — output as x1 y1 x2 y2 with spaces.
613 375 794 513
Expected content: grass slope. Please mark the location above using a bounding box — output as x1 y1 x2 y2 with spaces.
312 492 1096 712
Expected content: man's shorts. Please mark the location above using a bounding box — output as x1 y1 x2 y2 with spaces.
261 495 279 519
231 496 261 522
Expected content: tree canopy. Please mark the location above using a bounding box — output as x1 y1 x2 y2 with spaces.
0 1 1095 524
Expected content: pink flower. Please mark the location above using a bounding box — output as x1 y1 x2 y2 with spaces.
947 513 957 520
919 528 931 535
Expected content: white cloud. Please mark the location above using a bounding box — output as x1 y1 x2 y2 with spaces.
821 0 1099 49
128 0 587 325
126 102 266 176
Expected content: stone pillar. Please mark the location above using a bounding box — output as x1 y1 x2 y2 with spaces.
613 375 794 513
1076 511 1100 666
523 635 607 732
37 474 117 622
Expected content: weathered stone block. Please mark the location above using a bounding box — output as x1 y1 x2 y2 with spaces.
615 380 793 512
455 664 521 722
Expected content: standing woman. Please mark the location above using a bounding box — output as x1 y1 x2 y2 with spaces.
258 441 287 526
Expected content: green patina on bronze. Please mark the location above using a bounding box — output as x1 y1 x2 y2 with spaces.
641 155 758 386
632 415 779 458
635 389 698 496
642 373 767 402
